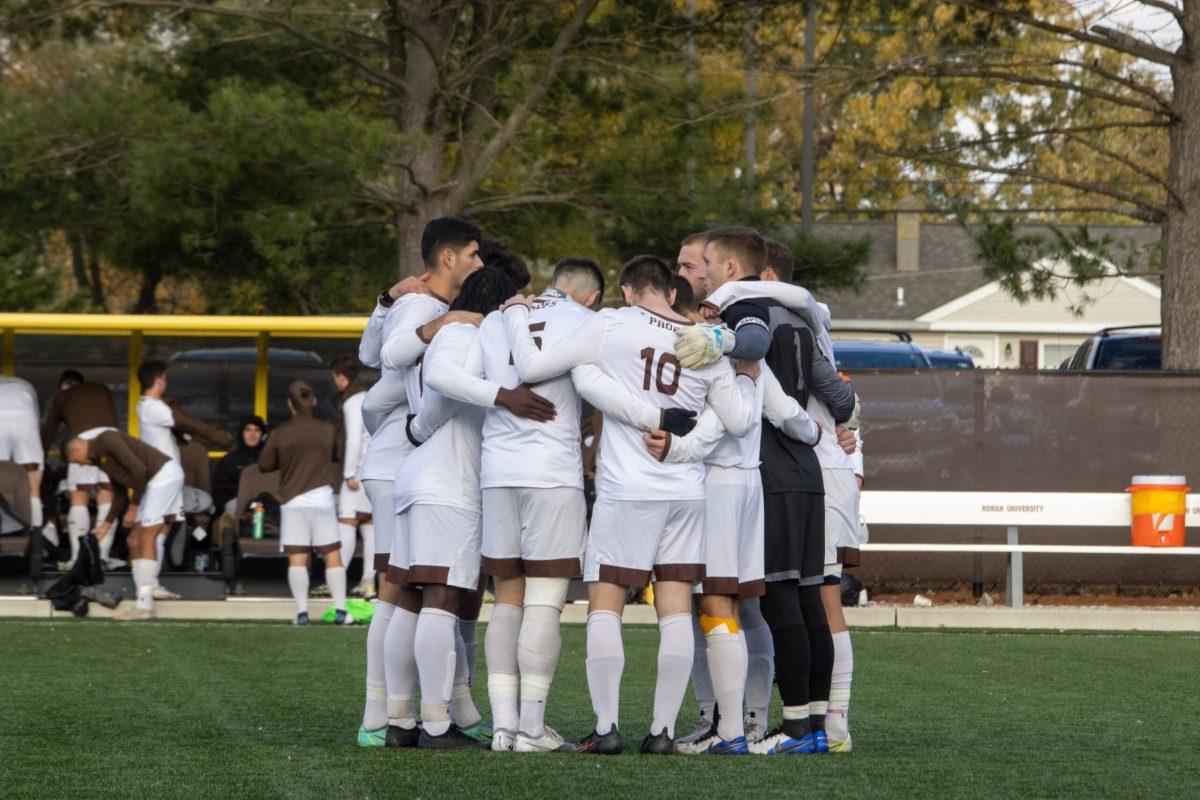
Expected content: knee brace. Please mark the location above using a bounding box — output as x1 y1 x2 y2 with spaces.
523 577 568 610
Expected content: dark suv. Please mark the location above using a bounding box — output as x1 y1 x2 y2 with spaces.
832 332 932 370
1063 326 1161 370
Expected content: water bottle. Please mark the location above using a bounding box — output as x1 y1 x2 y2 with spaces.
250 501 265 540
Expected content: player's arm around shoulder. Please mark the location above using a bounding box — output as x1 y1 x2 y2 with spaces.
699 357 758 437
647 406 724 464
761 363 820 446
503 302 607 384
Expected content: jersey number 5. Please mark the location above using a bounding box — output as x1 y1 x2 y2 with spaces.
509 322 545 365
639 347 681 396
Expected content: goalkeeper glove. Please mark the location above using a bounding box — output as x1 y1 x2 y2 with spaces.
660 408 698 436
675 325 735 369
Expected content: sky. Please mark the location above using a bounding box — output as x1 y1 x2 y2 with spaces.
1078 0 1181 50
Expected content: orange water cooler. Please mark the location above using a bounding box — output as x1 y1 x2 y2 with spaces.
1126 475 1189 547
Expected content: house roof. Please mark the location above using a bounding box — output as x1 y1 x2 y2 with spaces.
810 221 1161 322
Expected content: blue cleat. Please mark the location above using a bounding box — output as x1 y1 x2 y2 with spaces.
813 730 829 753
702 735 749 755
748 727 818 755
358 726 387 747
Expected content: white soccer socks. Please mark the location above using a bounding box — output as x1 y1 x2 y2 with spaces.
96 502 111 533
741 598 775 726
338 523 357 571
485 603 523 734
67 506 89 561
702 616 748 743
518 601 564 738
326 566 347 612
451 620 482 729
651 613 694 739
131 558 157 612
359 523 376 585
287 566 309 615
29 497 43 529
585 610 624 734
827 630 854 742
415 607 459 737
384 607 420 730
362 600 394 731
690 613 717 722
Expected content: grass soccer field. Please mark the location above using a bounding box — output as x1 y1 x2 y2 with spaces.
1 619 1197 800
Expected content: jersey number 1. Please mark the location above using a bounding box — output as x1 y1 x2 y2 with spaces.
639 347 681 396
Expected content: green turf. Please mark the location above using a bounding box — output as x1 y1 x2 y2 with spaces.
1 619 1197 799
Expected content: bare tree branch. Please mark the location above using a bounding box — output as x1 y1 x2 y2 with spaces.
878 147 1168 221
1063 132 1180 206
945 0 1179 67
1131 0 1183 21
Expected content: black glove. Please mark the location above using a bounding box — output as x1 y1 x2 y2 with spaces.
405 414 425 447
661 408 698 437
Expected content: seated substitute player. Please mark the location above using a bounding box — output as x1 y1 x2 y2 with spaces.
0 376 45 530
394 266 554 750
258 381 350 626
684 227 856 756
42 370 121 568
330 355 376 598
504 255 760 756
65 430 184 621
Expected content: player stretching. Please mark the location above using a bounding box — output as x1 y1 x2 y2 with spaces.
330 355 376 598
505 256 758 755
258 381 349 626
65 431 184 621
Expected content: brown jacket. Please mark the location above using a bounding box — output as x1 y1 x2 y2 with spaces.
89 430 170 512
42 383 120 449
257 414 336 504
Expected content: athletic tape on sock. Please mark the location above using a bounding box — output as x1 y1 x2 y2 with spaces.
700 614 740 635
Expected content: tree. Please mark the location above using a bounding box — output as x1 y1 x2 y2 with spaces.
854 1 1188 366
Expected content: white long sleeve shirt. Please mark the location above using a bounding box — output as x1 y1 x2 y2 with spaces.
340 390 370 481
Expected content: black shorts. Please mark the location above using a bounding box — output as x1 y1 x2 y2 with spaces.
763 491 824 586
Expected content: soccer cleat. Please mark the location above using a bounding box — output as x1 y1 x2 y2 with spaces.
701 735 749 756
294 612 309 626
102 557 128 571
827 734 853 753
674 715 714 749
311 583 331 598
744 715 766 744
114 607 156 622
577 725 623 755
385 724 421 748
461 720 493 742
748 727 818 755
357 726 387 747
491 728 516 752
813 729 829 753
513 726 573 753
355 580 377 600
639 728 676 755
333 609 353 625
152 586 182 601
417 724 491 750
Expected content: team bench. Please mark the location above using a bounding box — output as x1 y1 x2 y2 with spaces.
858 491 1200 608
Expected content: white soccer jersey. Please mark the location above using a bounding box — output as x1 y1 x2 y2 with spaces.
393 324 487 513
340 390 370 480
479 289 595 490
506 303 757 503
360 292 447 481
137 396 181 464
0 377 39 423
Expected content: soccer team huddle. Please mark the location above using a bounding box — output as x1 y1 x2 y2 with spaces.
349 217 864 756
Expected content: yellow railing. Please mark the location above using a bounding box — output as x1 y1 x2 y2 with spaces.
0 313 366 429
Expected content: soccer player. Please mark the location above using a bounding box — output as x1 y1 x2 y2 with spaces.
137 359 231 596
363 217 511 748
643 361 823 751
65 430 184 621
0 376 45 530
330 355 375 598
676 232 709 301
257 381 349 626
505 255 759 755
42 370 121 568
689 230 856 755
397 266 557 749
